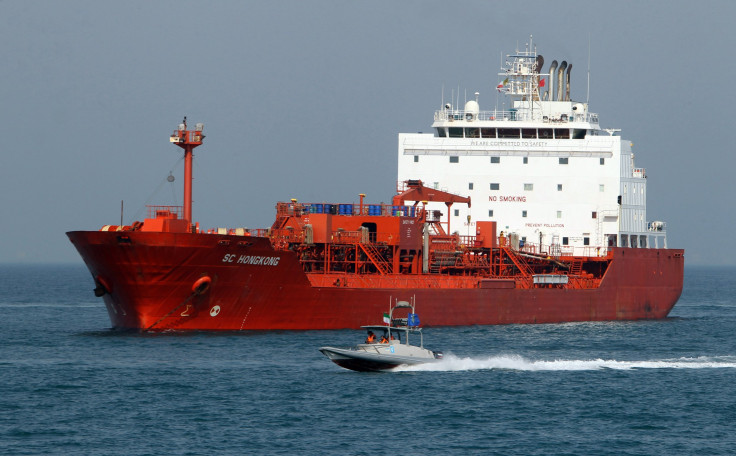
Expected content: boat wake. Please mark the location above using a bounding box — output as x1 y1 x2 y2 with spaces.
394 354 736 372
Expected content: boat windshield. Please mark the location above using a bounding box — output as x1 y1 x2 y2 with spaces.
360 325 424 345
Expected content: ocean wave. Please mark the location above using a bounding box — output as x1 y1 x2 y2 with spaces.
0 303 98 308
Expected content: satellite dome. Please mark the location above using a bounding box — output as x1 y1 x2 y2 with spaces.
464 100 479 115
464 100 479 121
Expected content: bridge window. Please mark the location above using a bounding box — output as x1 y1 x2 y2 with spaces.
522 128 536 138
435 127 447 137
498 128 520 138
448 127 463 138
572 129 586 139
554 129 570 139
466 128 480 138
539 128 553 139
481 128 496 138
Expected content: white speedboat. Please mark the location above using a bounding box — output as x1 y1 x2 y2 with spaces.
319 298 443 372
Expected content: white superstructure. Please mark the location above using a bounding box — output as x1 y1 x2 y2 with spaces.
397 37 667 255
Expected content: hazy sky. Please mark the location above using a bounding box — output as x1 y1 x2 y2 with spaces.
2 0 734 265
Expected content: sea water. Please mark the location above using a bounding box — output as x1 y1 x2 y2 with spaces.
1 264 735 455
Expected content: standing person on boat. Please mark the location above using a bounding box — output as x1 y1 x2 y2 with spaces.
365 331 376 343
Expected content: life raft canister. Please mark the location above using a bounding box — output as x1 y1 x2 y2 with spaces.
192 275 212 295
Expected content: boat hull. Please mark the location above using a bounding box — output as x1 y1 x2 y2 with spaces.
67 230 685 330
319 346 438 372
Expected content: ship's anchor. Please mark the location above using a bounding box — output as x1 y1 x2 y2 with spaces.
93 275 111 297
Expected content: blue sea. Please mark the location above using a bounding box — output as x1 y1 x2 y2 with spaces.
1 264 735 455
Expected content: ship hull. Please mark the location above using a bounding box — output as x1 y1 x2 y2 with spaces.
67 231 684 330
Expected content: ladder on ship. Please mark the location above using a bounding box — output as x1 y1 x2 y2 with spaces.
568 259 584 275
358 243 392 275
500 247 535 277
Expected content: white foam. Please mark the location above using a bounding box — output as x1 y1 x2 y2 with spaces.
394 354 736 372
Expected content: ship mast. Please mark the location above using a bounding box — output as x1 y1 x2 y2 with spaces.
169 117 205 225
497 36 543 120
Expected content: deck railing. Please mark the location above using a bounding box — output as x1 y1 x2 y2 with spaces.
434 109 599 125
276 201 425 218
146 205 183 219
633 167 646 178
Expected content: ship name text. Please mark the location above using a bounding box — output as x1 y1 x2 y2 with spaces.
222 254 281 266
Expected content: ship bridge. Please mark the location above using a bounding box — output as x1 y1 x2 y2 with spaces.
432 101 600 141
432 35 599 140
397 36 669 254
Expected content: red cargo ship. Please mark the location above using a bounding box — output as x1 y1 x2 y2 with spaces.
67 41 684 330
67 122 683 330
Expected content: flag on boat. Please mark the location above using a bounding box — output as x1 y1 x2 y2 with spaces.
496 78 508 91
383 313 390 324
407 313 420 327
539 78 546 87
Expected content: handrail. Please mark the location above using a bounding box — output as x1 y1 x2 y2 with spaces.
275 202 424 218
146 205 183 219
434 109 599 124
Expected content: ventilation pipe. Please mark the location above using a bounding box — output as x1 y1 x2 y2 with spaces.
422 223 429 273
535 55 545 73
548 60 558 101
557 61 567 102
565 64 573 101
535 55 544 101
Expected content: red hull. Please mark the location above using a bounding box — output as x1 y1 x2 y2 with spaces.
67 230 684 330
